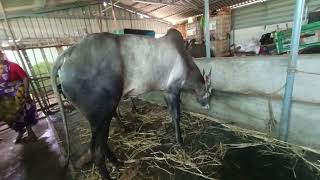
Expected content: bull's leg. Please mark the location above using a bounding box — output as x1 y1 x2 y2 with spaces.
75 149 93 168
75 115 97 168
166 91 182 144
105 144 122 166
88 113 113 180
96 121 111 179
130 97 138 112
116 107 122 118
113 110 129 132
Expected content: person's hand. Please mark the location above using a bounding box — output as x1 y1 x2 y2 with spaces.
0 51 5 61
25 92 32 103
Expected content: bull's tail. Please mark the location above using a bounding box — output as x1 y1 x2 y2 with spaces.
50 46 74 167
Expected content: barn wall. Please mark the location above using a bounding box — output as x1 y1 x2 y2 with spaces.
0 3 169 42
0 17 169 40
232 0 320 30
231 22 293 45
140 55 320 150
231 0 320 46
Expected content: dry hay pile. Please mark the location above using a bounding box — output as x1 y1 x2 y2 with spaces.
77 99 320 180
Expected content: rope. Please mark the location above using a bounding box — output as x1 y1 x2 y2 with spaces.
287 67 297 73
239 83 286 98
217 83 286 135
226 66 320 134
221 67 320 134
265 84 286 135
267 97 277 134
295 69 320 76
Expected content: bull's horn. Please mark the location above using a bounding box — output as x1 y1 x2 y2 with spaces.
208 67 212 77
202 68 205 77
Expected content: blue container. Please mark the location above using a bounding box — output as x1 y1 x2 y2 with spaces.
113 28 155 37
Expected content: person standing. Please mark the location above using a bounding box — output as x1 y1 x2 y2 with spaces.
0 50 37 143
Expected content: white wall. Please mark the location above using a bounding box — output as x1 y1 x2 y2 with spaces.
140 55 320 150
232 22 294 46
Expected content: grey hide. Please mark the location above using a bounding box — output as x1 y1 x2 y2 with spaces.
51 29 212 179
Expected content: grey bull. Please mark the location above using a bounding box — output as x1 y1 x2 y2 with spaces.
51 29 212 179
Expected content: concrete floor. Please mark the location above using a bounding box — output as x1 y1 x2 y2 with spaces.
0 118 71 180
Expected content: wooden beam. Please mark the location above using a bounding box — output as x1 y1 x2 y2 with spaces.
34 0 48 10
0 1 98 19
10 13 161 20
133 0 179 6
117 2 171 24
145 4 167 13
133 0 199 10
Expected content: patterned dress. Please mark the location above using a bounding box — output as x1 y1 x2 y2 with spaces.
0 61 37 131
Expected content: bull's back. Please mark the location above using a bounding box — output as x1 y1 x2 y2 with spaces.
59 32 187 101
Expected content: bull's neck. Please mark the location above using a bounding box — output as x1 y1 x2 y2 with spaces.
182 67 205 95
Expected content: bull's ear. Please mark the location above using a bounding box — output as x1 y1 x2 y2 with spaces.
209 87 213 94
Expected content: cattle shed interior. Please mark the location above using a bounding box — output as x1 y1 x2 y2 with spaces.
1 0 320 180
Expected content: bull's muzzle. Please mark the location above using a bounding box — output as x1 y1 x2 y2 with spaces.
203 104 210 110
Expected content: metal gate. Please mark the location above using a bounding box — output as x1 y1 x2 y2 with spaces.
3 45 71 115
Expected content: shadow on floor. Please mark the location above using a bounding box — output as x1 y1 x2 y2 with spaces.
21 137 70 180
0 119 71 180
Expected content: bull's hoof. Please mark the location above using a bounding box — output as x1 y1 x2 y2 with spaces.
75 151 93 168
14 129 26 144
26 132 37 142
113 160 124 167
14 138 23 144
108 156 124 168
174 142 183 148
160 143 174 148
173 138 184 148
99 171 114 180
102 176 115 180
176 138 183 146
122 126 130 133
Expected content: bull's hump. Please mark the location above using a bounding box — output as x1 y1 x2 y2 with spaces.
166 29 182 38
165 29 184 45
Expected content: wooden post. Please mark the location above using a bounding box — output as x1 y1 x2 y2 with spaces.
42 17 50 38
111 0 119 31
30 49 51 106
40 48 52 73
53 17 62 38
56 46 64 55
97 4 103 32
86 6 94 33
35 17 45 38
22 18 32 38
82 7 91 34
21 49 50 113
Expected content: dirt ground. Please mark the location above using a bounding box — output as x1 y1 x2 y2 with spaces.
0 117 71 180
65 99 320 180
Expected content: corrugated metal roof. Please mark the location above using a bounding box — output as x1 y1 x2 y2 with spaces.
0 0 261 24
119 0 250 23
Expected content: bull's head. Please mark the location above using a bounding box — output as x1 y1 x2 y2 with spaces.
197 68 213 109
